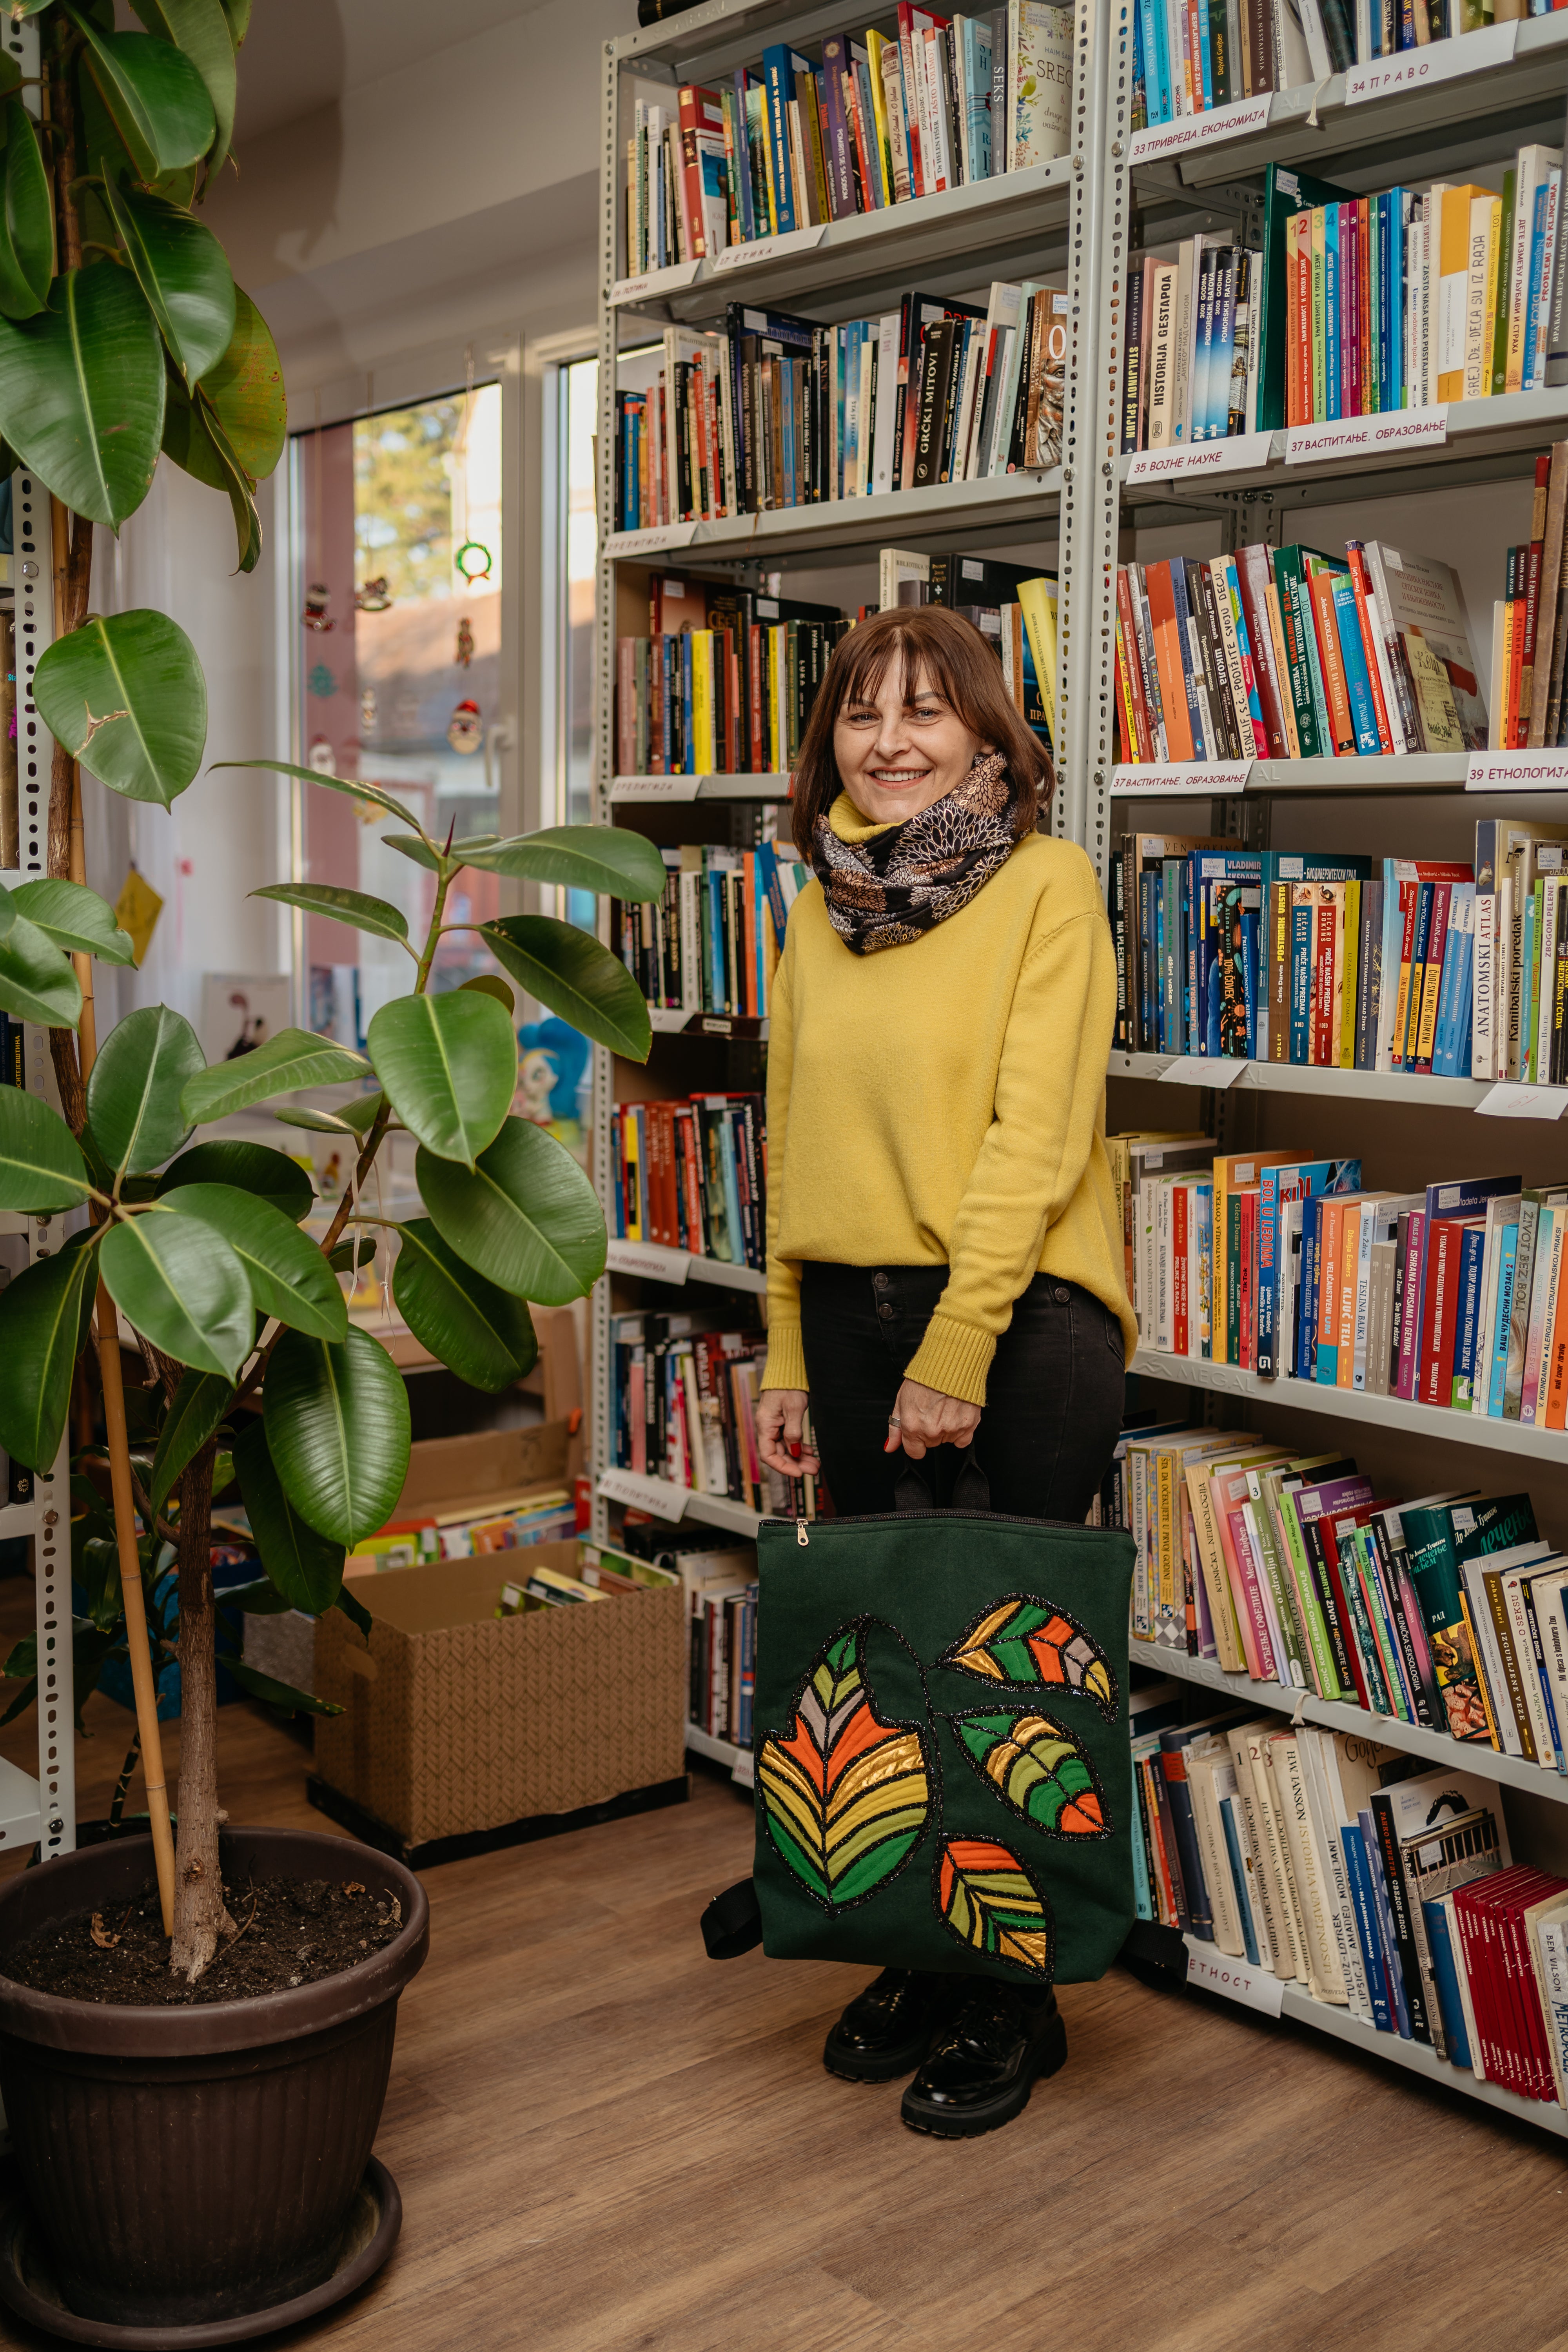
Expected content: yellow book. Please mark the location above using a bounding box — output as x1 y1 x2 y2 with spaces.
1437 183 1495 401
623 1112 642 1241
691 629 714 773
1018 576 1059 740
1463 191 1500 398
766 623 782 768
864 30 895 207
1339 877 1360 1070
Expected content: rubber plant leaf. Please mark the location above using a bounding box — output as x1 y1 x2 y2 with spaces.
416 1116 605 1304
33 611 206 807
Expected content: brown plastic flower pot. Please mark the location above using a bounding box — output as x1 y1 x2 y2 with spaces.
0 1826 428 2331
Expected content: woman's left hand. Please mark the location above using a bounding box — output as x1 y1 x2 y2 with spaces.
884 1377 981 1460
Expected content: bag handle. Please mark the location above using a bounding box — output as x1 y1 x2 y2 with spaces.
893 1452 991 1515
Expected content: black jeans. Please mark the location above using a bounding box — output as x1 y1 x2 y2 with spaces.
798 1263 1127 1522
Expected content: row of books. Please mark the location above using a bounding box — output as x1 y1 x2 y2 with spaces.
613 846 804 1020
1487 446 1568 751
613 277 1065 529
622 1 1071 279
1112 537 1485 768
494 1541 683 1613
609 1309 820 1518
684 1551 760 1746
1132 1680 1568 2102
611 1092 769 1272
345 1488 578 1573
614 593 849 775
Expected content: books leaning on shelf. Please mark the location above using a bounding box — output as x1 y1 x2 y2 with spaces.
685 1559 760 1748
345 1488 578 1574
614 276 1067 529
1112 537 1485 766
884 548 1059 739
622 2 1072 280
610 1309 819 1519
492 1538 682 1614
614 846 804 1018
612 1093 768 1272
1486 448 1568 750
615 576 849 774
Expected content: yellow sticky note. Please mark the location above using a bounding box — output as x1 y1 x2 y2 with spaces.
114 868 163 967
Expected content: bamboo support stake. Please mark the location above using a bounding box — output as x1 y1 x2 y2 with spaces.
69 768 175 1935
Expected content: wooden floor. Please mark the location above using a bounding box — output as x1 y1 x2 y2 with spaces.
1 1575 1566 2352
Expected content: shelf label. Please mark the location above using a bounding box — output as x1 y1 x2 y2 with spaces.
604 521 699 559
606 1240 691 1283
1111 760 1253 795
1125 430 1273 483
1184 1936 1287 2017
608 774 704 801
1158 1054 1248 1089
1467 748 1568 791
1284 406 1448 464
597 1467 688 1521
1477 1082 1568 1121
1345 18 1517 102
1127 94 1272 163
609 258 702 307
713 225 825 273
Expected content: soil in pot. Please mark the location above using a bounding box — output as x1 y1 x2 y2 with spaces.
0 1871 404 2006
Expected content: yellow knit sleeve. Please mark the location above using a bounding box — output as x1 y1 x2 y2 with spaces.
904 907 1116 1406
759 944 806 1391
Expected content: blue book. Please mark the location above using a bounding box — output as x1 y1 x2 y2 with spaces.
1191 247 1218 441
1341 1824 1394 2033
1325 207 1341 420
1430 885 1474 1076
1330 571 1382 753
1193 852 1262 1054
1452 1225 1488 1407
1422 1896 1472 2067
731 71 758 241
1414 1172 1522 1366
717 1114 746 1256
1488 1225 1519 1416
1449 921 1475 1078
1219 1796 1260 1965
681 633 695 775
1385 191 1405 410
1151 0 1174 123
1524 181 1550 391
1378 193 1395 412
960 15 993 175
1359 1806 1413 2036
1257 1158 1361 1379
1289 895 1314 1063
760 46 811 234
1297 1193 1321 1379
1209 251 1238 437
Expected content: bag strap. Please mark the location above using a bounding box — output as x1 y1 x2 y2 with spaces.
1117 1918 1188 1989
701 1877 763 1959
893 1453 991 1515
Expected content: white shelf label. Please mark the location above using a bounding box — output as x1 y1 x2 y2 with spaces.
608 774 704 801
1467 748 1568 791
713 225 826 273
1111 760 1253 795
1477 1082 1568 1121
609 258 703 307
1284 406 1448 464
1158 1055 1248 1089
1184 1935 1287 2016
1345 18 1517 102
1127 94 1272 163
606 1240 692 1283
1125 430 1274 483
604 521 699 559
597 1467 688 1520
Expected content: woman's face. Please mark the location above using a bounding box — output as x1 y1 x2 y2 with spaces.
832 660 991 827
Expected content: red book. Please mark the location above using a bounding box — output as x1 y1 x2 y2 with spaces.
1238 1188 1258 1370
1234 546 1291 758
677 86 724 258
1516 453 1550 748
1143 562 1196 762
1416 1216 1481 1407
1345 543 1394 751
1116 569 1154 760
1408 879 1456 1076
1172 1181 1190 1355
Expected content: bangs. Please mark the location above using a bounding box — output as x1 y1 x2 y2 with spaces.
832 625 982 733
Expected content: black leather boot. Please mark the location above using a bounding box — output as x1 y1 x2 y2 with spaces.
900 1980 1066 2136
823 1968 955 2082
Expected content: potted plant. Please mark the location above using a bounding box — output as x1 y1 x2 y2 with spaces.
0 2 664 2334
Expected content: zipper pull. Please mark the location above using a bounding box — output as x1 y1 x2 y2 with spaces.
796 1519 809 1546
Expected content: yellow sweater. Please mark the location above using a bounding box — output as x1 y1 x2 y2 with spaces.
761 797 1136 1406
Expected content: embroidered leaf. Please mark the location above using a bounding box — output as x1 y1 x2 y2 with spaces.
953 1710 1110 1837
935 1838 1054 1976
757 1622 930 1911
939 1594 1117 1718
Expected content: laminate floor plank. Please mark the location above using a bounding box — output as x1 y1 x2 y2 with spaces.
0 1572 1564 2352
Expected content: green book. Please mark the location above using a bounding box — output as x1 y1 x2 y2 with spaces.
1492 171 1517 398
1403 1494 1490 1744
1272 1481 1344 1701
1256 163 1356 434
1270 548 1332 761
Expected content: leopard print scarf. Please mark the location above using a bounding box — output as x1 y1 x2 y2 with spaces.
810 753 1021 955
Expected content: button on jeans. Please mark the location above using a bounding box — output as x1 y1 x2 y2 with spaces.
798 1263 1127 1521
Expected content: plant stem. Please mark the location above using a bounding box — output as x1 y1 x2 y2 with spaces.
109 1728 141 1833
169 1438 232 1984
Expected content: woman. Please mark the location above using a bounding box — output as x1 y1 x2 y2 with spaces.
754 603 1136 2141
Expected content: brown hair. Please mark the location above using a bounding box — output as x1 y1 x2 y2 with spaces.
789 604 1054 860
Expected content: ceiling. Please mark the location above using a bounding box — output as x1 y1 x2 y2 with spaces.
229 0 561 141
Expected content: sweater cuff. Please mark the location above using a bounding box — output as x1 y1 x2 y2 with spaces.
760 1323 807 1393
904 1314 995 1408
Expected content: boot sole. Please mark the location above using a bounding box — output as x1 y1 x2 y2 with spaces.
900 2015 1067 2138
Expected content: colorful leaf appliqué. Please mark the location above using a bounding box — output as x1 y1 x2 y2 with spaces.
935 1838 1054 1975
757 1620 931 1912
952 1710 1111 1837
938 1594 1118 1718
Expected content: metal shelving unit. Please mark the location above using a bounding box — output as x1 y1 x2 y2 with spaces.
1109 1052 1498 1109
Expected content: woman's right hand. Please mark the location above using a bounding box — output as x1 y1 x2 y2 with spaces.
755 1388 820 1480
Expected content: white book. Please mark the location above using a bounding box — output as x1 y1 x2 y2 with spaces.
1457 1535 1552 1760
1244 269 1262 436
1532 172 1563 393
872 310 901 494
1299 1731 1368 2018
1361 544 1416 760
1188 1739 1246 1957
1217 1785 1264 1961
1535 875 1563 1086
951 321 984 482
1444 1891 1487 2076
1533 1569 1568 1774
1223 1726 1283 1973
1534 1904 1568 2104
975 279 1022 472
1499 1561 1559 1765
1295 0 1336 80
1270 1730 1343 2003
1244 1724 1310 1982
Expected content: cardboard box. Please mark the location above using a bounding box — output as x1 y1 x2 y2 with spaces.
312 1421 686 1849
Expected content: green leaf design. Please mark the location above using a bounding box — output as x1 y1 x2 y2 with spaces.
262 1326 411 1548
157 1139 314 1221
198 287 284 480
99 1207 254 1379
0 1086 94 1212
149 1366 230 1514
128 0 238 178
0 912 82 1028
250 882 410 946
231 1415 346 1614
68 9 217 176
0 1234 101 1472
85 1003 204 1176
159 1183 346 1341
938 1595 1118 1719
0 101 54 319
10 879 135 964
951 1710 1111 1837
180 1025 369 1122
209 759 420 829
366 989 516 1169
101 174 235 385
460 822 668 901
33 610 207 808
757 1622 931 1911
417 1116 605 1305
482 916 652 1059
391 1217 537 1394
